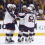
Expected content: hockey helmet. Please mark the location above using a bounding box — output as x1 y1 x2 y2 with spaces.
7 4 12 8
27 7 32 11
29 4 34 8
22 5 27 8
13 4 16 8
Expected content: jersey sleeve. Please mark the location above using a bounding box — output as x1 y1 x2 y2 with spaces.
16 13 25 18
18 13 25 18
9 12 15 18
7 9 15 18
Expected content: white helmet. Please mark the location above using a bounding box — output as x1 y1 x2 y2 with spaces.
29 4 34 8
7 4 12 8
13 4 16 8
22 5 27 8
27 7 32 11
27 7 30 10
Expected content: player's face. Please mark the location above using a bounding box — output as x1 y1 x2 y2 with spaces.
14 7 16 10
11 6 13 10
12 7 16 10
27 9 30 12
32 7 34 10
30 6 33 10
8 7 10 9
23 7 27 11
8 7 11 10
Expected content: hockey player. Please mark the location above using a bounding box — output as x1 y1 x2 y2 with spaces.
18 5 27 43
12 4 17 24
23 7 37 43
29 4 36 13
29 4 37 41
29 4 39 17
4 4 16 43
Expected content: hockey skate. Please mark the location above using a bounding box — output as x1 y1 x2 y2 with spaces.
18 39 22 43
28 37 32 43
5 38 14 44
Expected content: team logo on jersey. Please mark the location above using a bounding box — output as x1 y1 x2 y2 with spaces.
28 16 34 22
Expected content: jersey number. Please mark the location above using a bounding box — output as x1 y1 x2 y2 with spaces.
28 16 34 22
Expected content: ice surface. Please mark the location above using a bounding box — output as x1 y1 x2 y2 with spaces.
0 36 45 45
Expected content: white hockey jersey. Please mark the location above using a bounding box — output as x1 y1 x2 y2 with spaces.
4 10 15 24
19 13 25 25
24 12 36 28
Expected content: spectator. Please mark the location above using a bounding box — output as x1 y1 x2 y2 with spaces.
40 0 45 6
11 0 20 4
34 0 37 2
18 0 23 4
0 4 4 20
23 0 27 5
0 0 4 5
8 0 13 4
34 0 39 6
27 0 33 4
34 0 40 10
4 0 13 8
42 11 45 20
44 6 45 11
38 7 44 20
39 7 44 15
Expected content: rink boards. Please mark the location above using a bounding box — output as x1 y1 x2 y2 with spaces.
0 20 45 36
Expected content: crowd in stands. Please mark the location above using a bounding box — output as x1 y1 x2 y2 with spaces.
0 0 45 20
0 0 4 20
34 0 45 20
